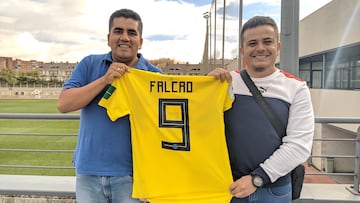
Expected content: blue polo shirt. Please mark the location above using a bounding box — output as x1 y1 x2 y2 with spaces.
63 52 163 176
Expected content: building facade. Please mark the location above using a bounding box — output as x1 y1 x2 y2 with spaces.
298 0 360 90
39 62 77 82
0 56 77 82
0 57 14 70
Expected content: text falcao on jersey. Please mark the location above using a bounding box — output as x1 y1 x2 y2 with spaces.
149 81 193 93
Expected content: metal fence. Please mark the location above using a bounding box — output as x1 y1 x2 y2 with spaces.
0 113 78 171
0 114 360 194
313 117 360 195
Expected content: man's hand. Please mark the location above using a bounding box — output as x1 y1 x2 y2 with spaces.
140 198 149 202
207 68 232 82
103 62 130 84
229 175 257 198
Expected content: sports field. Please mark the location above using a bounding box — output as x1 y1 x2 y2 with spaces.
0 99 78 176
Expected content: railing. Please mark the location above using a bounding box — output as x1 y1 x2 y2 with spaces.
0 114 360 195
313 117 360 195
0 113 79 171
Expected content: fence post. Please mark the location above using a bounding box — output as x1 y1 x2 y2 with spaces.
347 126 360 194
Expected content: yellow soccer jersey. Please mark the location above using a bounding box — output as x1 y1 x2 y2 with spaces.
99 68 234 203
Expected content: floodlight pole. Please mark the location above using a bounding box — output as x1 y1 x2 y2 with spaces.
280 0 299 76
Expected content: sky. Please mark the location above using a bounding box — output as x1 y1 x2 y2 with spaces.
0 0 332 64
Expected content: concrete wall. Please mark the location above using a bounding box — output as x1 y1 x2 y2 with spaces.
0 88 61 99
310 89 360 174
311 89 360 132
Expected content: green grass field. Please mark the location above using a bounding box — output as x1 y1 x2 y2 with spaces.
0 99 78 176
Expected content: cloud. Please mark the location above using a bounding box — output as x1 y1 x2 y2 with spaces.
0 0 332 64
0 0 211 63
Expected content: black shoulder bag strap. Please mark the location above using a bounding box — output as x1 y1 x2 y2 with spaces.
240 69 285 138
240 70 305 200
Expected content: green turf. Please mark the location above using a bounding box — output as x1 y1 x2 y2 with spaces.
0 99 78 176
0 99 59 113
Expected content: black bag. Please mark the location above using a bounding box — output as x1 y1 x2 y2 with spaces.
240 70 305 200
291 164 305 200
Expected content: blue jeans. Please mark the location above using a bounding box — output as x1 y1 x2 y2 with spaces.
230 182 292 203
76 174 141 203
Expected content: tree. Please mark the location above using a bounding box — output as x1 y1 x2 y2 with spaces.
0 68 17 86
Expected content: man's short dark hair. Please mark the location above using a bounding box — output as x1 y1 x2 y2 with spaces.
109 9 143 37
240 16 279 47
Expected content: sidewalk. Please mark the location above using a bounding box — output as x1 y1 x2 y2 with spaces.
1 172 360 202
0 174 75 197
304 163 337 184
299 163 360 202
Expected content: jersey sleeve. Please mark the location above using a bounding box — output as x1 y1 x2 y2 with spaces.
98 78 131 121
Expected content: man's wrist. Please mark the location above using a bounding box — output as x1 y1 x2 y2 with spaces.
251 174 264 188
